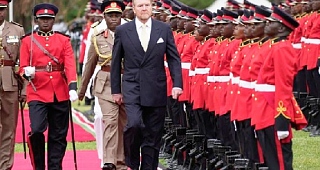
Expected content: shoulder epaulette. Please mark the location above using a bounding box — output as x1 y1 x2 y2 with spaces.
95 29 106 36
10 21 23 27
91 20 101 28
20 31 36 40
55 31 71 38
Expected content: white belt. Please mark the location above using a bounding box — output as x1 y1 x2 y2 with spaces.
255 84 275 92
164 61 168 67
292 43 302 49
207 76 215 82
304 38 320 45
215 76 230 82
232 77 240 84
194 68 210 74
229 73 239 84
239 80 256 89
301 37 306 42
189 70 195 76
181 62 191 69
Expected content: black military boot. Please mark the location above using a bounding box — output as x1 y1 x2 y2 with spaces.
27 132 45 170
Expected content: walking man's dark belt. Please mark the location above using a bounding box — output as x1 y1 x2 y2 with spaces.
35 65 64 72
101 65 124 74
0 59 15 67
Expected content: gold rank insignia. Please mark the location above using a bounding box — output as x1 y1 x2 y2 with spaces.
111 2 116 7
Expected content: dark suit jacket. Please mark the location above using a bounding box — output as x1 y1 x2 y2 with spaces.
111 18 182 107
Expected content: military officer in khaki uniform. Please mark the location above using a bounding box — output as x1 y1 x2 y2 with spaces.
0 0 25 169
78 0 127 170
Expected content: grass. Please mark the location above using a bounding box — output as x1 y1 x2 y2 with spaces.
15 93 320 169
292 130 320 169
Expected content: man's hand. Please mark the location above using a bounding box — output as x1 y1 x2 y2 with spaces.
23 66 35 79
277 131 289 140
69 90 78 102
172 87 183 99
112 94 123 105
78 92 84 101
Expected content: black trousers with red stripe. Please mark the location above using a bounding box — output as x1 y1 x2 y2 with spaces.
28 96 69 170
256 125 293 170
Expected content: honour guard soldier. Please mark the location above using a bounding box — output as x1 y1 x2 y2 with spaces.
251 6 307 170
78 0 127 169
235 6 270 167
19 3 78 170
215 8 241 150
0 0 25 169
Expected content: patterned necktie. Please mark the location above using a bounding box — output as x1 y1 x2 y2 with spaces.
140 24 148 52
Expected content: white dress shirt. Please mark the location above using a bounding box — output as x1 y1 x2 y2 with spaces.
135 17 182 93
135 17 152 49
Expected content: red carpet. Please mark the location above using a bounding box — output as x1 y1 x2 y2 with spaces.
12 150 101 170
15 109 95 143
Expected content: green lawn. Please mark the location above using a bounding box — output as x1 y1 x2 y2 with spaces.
14 98 320 169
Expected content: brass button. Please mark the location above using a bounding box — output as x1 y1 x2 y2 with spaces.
49 76 53 79
45 44 49 47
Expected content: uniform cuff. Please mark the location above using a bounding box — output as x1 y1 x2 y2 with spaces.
69 82 77 91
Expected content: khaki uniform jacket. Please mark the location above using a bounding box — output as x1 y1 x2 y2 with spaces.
79 29 115 102
0 21 25 92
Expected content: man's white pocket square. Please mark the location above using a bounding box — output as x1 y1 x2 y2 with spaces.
157 37 164 44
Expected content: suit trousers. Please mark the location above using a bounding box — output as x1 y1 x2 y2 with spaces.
28 98 69 170
256 125 293 170
124 104 166 170
98 98 127 169
0 89 19 170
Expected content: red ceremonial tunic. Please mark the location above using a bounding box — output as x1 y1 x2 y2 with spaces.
304 12 320 70
228 39 250 121
79 22 92 64
19 31 77 103
251 38 307 132
300 12 318 69
190 38 215 109
207 38 228 113
179 36 199 102
215 38 241 115
235 39 260 121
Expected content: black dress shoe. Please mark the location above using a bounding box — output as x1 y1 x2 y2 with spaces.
102 163 116 170
310 128 320 137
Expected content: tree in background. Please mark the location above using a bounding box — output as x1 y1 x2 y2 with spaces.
13 0 87 31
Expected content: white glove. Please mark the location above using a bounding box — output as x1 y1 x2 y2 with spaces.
69 90 78 102
277 131 289 140
24 66 35 78
318 67 320 75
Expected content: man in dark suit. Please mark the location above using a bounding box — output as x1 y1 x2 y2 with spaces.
110 0 183 169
